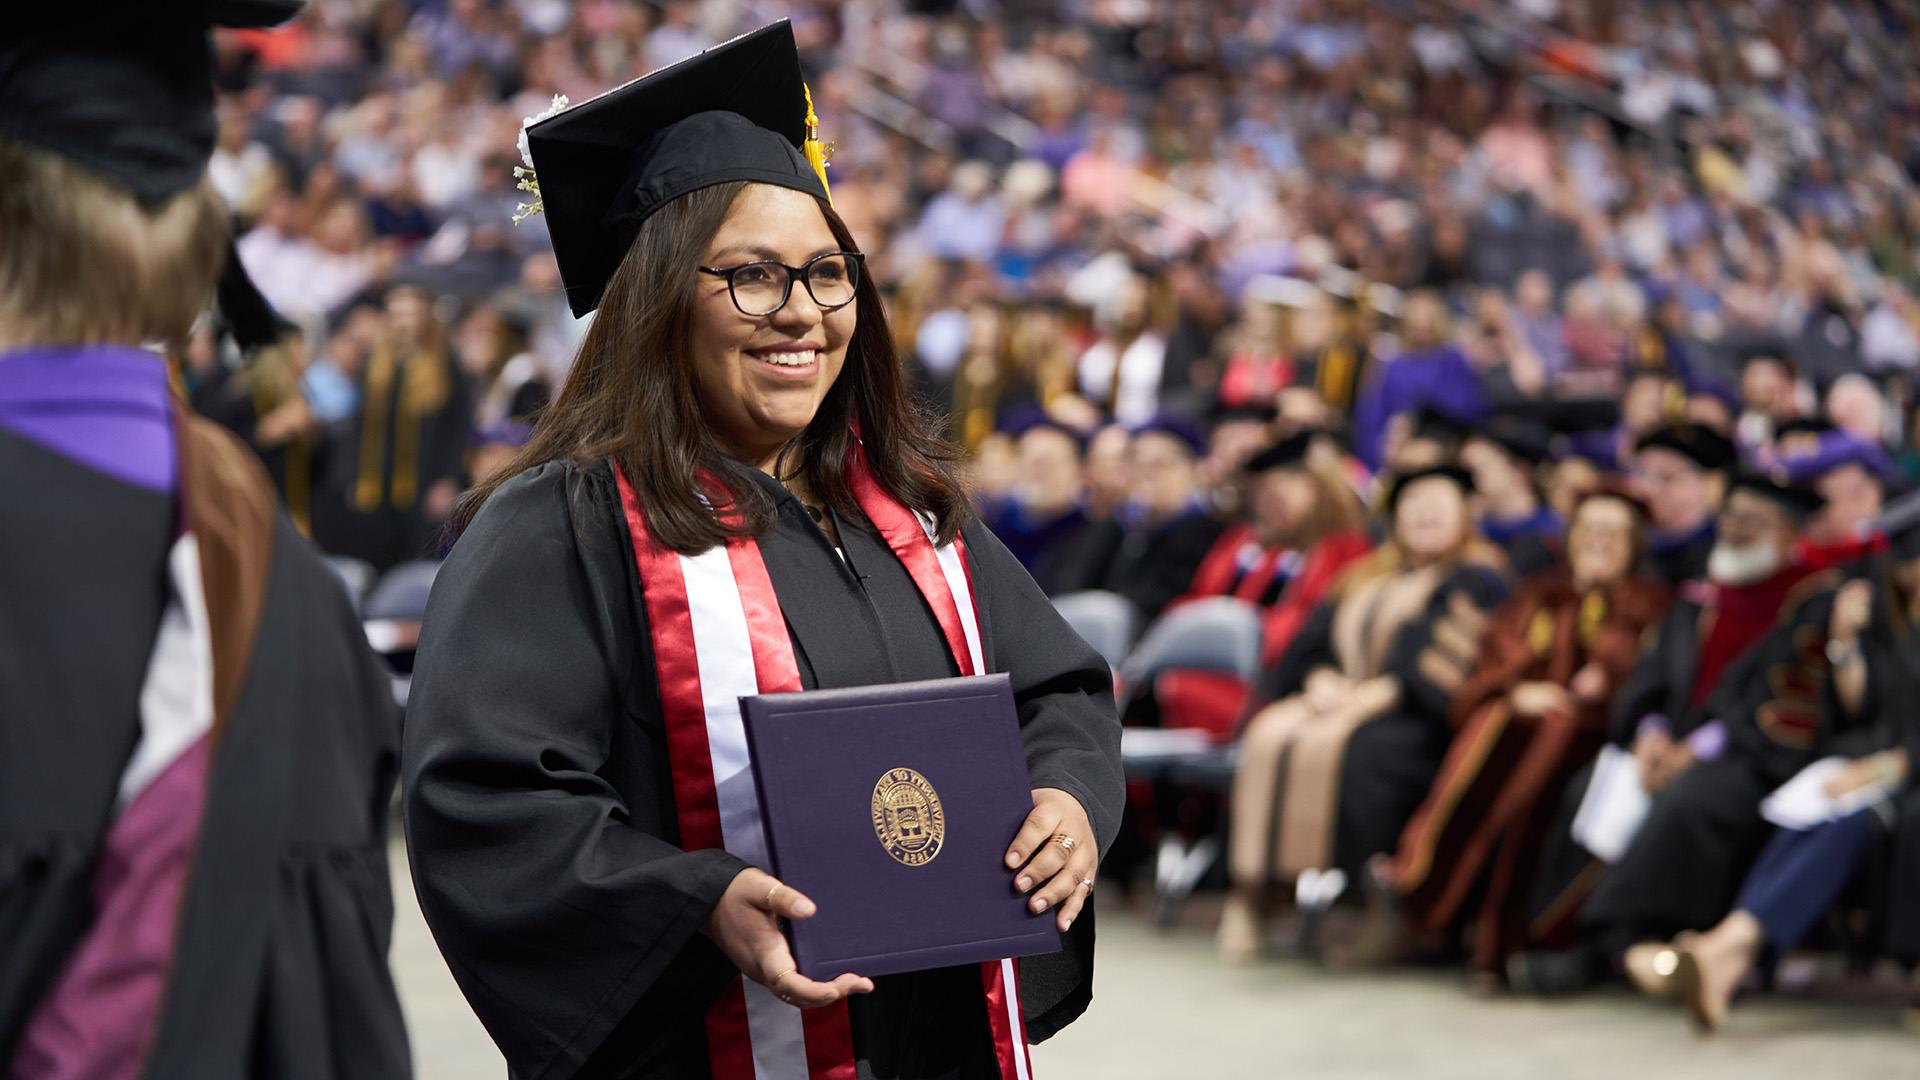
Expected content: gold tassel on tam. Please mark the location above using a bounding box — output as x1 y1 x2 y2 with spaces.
803 84 834 205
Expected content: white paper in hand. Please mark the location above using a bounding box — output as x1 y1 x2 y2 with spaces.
1570 745 1652 863
1761 757 1895 830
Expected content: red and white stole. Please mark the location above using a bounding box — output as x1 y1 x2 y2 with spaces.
612 451 1035 1080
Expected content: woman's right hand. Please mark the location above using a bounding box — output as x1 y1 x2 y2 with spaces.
703 867 874 1008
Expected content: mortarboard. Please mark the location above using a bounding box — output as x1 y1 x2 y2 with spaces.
524 20 833 317
1727 471 1825 521
999 404 1089 451
1406 404 1473 448
1385 463 1475 514
215 239 296 353
1468 413 1555 466
1684 375 1741 417
1633 424 1739 473
1245 431 1317 474
1780 431 1891 485
1209 401 1279 427
1130 413 1208 458
0 3 303 206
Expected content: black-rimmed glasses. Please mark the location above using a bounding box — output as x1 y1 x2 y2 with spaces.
698 251 865 317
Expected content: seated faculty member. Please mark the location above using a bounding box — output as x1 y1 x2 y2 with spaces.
402 24 1123 1080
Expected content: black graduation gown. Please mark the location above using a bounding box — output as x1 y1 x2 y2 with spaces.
1050 508 1225 623
402 460 1123 1080
1646 524 1715 586
0 427 409 1078
1581 584 1861 944
1526 575 1829 943
311 353 472 572
191 367 325 531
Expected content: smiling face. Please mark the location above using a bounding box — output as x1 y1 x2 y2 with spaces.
1394 476 1470 562
689 184 858 470
1567 495 1638 589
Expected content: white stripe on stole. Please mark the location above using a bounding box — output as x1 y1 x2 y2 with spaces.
677 545 810 1080
999 958 1031 1080
924 520 987 677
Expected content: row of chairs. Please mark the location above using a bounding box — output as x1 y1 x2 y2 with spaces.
325 556 441 705
1054 591 1264 925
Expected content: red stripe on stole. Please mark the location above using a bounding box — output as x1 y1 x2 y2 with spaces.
845 459 1030 1080
844 456 974 676
724 538 858 1080
613 467 755 1080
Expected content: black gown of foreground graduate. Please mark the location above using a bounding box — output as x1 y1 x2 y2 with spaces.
404 461 1123 1080
0 422 409 1077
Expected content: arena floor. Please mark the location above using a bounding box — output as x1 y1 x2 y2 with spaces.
388 838 1917 1079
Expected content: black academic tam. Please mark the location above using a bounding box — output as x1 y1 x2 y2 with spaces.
405 460 1123 1079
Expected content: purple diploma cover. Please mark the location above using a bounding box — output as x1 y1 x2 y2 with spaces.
740 673 1063 980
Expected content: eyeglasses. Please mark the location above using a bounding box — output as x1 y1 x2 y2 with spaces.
698 251 865 317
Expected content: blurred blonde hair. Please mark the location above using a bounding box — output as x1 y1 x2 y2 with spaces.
0 138 227 349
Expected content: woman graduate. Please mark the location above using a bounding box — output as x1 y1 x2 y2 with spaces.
402 22 1123 1080
1221 464 1509 960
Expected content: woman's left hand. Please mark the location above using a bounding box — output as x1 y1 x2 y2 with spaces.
1005 787 1098 933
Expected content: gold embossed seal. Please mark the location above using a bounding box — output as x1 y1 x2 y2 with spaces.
870 767 945 866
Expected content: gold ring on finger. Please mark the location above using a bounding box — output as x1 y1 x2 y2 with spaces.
1079 877 1095 892
1051 833 1077 853
765 882 783 907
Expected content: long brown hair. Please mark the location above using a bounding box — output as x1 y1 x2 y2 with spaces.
456 181 968 553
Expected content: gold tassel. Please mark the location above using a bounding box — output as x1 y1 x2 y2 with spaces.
354 348 395 513
803 84 834 206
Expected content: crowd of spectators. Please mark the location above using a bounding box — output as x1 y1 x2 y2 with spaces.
186 0 1920 1028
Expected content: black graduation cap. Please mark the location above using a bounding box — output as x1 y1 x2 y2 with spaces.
214 239 296 353
0 2 303 205
1498 396 1622 439
1469 414 1555 466
1209 401 1279 426
1772 417 1836 441
1385 463 1475 513
999 403 1088 451
524 20 832 317
1633 423 1739 473
1407 404 1473 448
1245 431 1317 473
1727 471 1825 521
1131 412 1209 458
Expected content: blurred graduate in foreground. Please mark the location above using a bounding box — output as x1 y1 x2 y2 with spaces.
0 4 409 1077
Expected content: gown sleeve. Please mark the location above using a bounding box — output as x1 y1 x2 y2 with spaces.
1608 603 1680 746
962 521 1123 1044
1443 577 1549 729
403 462 749 1080
1390 565 1511 724
964 521 1124 856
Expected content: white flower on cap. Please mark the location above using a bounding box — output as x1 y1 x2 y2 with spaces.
512 94 571 224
